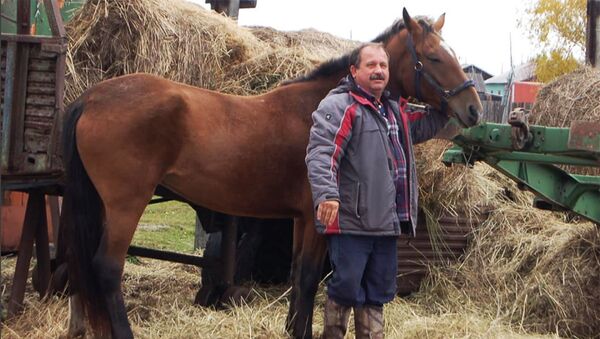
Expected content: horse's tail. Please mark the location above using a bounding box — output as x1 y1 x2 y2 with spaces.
62 99 111 334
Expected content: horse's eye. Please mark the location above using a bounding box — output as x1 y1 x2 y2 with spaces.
426 56 441 63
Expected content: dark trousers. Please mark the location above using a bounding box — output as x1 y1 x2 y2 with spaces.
326 234 398 307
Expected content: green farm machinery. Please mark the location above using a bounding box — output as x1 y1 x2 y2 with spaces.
443 109 600 225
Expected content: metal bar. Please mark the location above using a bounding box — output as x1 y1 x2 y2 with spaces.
8 40 30 172
0 34 62 44
0 177 63 191
445 148 599 167
220 215 238 286
493 160 600 224
17 0 30 35
1 12 17 24
127 245 217 268
7 189 45 316
227 0 240 19
1 42 17 171
42 0 66 38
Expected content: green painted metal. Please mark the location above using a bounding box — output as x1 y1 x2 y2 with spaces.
0 0 84 36
443 121 600 225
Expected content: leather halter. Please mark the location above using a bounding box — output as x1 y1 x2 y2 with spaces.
406 33 474 114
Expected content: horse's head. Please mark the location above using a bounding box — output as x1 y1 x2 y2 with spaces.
381 8 482 127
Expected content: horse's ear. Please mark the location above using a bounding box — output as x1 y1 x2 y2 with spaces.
402 8 421 34
433 13 445 32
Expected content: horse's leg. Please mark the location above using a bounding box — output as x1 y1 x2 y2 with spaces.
64 294 86 338
285 217 306 332
286 215 327 339
90 195 151 339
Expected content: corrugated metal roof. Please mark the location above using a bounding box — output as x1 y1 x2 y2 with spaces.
461 64 494 80
485 61 536 84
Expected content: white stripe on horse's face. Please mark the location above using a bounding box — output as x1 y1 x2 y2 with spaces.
440 40 457 60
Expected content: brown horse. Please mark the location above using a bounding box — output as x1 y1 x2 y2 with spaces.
60 8 482 339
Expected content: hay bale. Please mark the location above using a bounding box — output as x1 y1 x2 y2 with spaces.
249 27 359 63
529 66 600 176
531 66 600 127
64 0 359 101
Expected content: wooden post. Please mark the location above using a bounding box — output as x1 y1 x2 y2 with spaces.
7 190 47 316
226 0 240 19
587 0 600 67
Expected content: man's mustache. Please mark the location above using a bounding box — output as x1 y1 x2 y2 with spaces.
369 73 386 80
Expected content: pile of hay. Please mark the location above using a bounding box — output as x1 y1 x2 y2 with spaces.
413 139 599 338
249 27 359 62
529 66 600 176
64 0 357 102
531 66 600 128
416 189 600 337
0 257 562 338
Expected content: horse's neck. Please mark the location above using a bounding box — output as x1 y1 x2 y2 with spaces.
268 69 348 114
386 31 412 101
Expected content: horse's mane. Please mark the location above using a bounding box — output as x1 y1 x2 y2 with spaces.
282 16 434 86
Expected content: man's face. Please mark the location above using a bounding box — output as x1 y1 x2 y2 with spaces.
350 46 389 99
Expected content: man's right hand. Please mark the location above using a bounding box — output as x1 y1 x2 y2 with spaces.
317 200 340 226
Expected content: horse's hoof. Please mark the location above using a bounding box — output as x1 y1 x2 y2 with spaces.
48 263 69 296
220 286 254 306
59 328 85 339
194 284 222 307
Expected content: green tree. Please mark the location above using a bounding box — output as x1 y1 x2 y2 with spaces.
521 0 586 82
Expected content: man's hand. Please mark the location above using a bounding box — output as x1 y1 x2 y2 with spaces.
317 200 340 226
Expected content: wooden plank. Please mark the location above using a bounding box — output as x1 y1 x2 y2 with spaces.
0 34 60 45
7 190 44 317
27 82 55 95
26 94 54 106
25 106 55 118
24 124 53 133
28 71 55 84
28 59 55 72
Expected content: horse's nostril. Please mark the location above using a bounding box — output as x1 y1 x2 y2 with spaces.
468 105 481 124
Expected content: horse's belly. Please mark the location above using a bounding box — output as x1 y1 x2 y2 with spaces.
161 163 307 218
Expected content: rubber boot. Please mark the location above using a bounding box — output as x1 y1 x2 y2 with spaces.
354 305 384 339
322 298 351 339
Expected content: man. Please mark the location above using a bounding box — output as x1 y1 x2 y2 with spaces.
305 43 448 339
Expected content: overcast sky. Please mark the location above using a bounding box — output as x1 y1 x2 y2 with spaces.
192 0 537 76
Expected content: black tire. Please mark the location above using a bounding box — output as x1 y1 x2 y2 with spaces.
200 217 293 286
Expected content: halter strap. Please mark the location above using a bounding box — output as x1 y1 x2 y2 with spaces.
405 33 475 114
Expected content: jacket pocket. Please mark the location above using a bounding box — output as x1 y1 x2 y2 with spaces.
339 181 361 219
354 182 361 218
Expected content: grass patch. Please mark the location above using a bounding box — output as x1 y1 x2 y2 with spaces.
133 200 197 253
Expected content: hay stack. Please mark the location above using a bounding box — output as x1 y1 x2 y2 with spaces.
65 0 263 102
249 27 359 62
529 66 600 176
64 0 358 101
531 66 600 127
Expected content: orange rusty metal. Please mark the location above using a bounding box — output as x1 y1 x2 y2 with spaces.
1 191 57 252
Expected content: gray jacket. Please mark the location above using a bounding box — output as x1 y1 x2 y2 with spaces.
305 77 448 236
